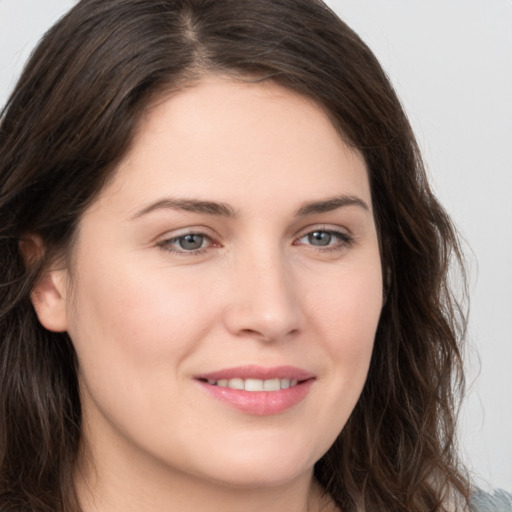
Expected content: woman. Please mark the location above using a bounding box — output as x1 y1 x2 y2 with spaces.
0 0 507 511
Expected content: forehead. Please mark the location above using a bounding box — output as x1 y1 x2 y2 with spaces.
91 77 371 217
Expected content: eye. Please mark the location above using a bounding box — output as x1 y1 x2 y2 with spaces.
305 231 334 246
175 233 208 251
159 232 214 253
296 229 353 250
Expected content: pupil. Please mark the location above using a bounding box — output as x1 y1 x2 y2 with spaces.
179 234 203 250
309 231 331 246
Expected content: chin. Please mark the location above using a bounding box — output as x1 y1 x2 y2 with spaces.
204 461 312 489
186 437 322 489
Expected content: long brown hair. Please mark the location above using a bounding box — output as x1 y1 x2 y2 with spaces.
0 0 471 510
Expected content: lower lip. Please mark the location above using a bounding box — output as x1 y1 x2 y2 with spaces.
197 379 314 415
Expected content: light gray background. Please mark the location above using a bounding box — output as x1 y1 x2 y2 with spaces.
1 0 511 490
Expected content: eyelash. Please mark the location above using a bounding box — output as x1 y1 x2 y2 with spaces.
158 232 215 255
158 228 354 255
294 228 355 252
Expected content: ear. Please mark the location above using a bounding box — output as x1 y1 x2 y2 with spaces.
19 234 69 332
31 270 69 332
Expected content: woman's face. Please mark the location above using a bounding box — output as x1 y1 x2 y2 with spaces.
47 78 383 488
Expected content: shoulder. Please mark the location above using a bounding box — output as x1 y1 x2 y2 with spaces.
470 489 512 512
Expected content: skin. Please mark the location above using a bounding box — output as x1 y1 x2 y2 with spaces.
32 77 383 512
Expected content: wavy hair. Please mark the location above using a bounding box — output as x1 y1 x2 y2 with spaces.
0 0 471 510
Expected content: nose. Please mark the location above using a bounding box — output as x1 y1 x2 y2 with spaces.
222 247 303 343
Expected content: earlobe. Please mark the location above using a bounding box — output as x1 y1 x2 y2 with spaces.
31 270 69 332
19 234 69 333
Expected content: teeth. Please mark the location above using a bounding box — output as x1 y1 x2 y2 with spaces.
245 378 264 391
209 377 301 391
262 378 280 391
227 378 244 390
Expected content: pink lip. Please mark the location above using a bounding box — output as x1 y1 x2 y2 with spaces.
195 365 315 416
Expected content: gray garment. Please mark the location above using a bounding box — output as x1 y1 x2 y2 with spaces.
471 490 512 512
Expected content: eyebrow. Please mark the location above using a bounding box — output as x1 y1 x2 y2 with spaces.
295 195 370 216
131 198 237 219
131 194 369 220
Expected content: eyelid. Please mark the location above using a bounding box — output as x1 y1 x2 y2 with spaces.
293 225 355 249
156 228 221 254
294 224 353 240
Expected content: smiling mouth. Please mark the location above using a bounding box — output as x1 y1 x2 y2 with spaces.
195 366 315 414
198 377 301 391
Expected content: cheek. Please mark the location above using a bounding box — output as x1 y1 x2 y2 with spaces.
65 257 225 441
66 256 220 373
286 261 382 461
307 258 382 403
312 261 382 349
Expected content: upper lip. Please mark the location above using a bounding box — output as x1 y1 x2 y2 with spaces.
195 365 315 382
